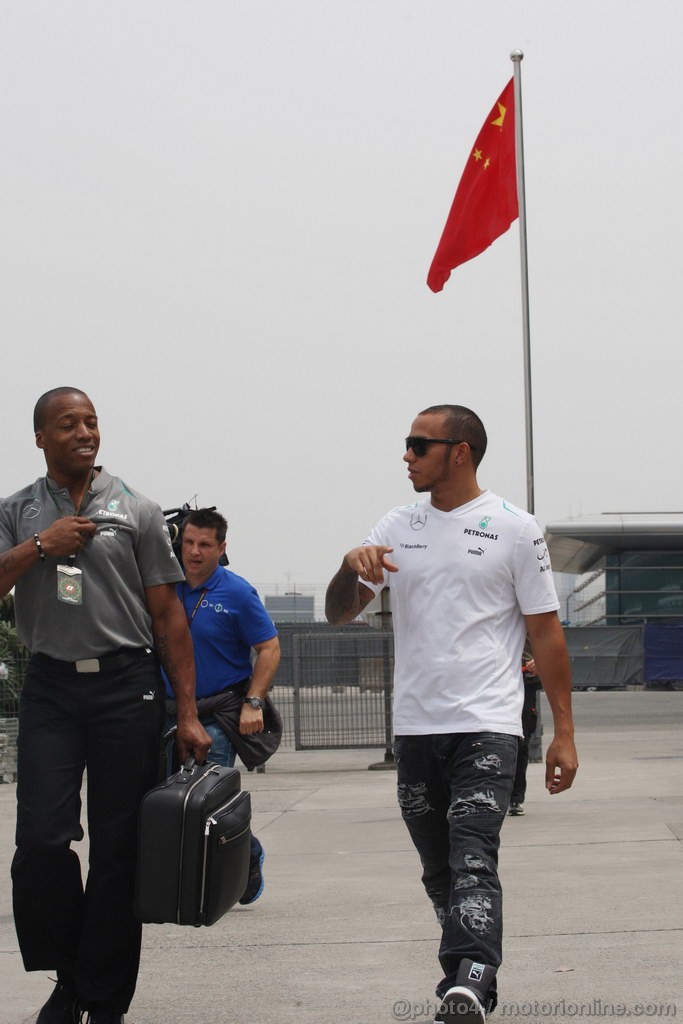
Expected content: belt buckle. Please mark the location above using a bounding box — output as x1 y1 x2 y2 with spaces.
75 658 100 673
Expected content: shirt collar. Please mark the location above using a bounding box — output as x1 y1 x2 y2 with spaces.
45 466 111 495
183 564 224 593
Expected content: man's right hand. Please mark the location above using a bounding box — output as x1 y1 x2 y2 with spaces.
343 545 399 586
38 516 97 557
326 545 398 625
176 717 212 766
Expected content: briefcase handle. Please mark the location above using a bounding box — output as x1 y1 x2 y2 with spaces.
172 757 200 784
161 726 208 783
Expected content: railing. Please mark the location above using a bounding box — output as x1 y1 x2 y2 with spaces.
287 630 394 751
1 624 671 785
0 650 27 781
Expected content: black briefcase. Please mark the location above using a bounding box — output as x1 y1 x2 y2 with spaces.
135 758 251 926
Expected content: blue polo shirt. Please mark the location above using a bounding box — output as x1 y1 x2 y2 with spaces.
164 566 277 699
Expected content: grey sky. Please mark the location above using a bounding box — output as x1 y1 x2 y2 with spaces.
2 1 681 593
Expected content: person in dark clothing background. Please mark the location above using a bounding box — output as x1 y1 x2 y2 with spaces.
509 652 543 816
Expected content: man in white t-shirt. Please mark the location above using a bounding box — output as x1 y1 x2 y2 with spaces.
325 404 578 1024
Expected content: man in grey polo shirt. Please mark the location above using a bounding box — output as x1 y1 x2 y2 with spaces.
0 387 210 1024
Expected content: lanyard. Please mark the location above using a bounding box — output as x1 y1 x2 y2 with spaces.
185 587 208 626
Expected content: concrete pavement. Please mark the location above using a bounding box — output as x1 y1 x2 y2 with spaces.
1 690 682 1024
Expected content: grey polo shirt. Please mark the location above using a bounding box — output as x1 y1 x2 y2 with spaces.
0 468 185 660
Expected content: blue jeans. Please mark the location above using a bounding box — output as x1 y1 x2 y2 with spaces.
201 718 238 767
166 716 262 866
394 732 518 1006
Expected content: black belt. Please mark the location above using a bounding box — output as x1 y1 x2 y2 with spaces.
34 647 153 674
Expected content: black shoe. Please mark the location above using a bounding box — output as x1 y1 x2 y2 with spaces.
435 986 486 1024
435 959 496 1024
239 846 265 905
79 1013 124 1024
36 980 80 1024
508 801 525 816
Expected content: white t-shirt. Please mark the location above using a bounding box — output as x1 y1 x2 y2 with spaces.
361 491 559 736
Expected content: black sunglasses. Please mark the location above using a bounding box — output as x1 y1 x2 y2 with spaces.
405 436 477 458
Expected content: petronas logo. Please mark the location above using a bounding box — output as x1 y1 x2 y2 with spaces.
479 516 492 530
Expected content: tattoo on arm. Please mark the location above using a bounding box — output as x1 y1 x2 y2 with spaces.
154 633 180 690
326 569 372 624
0 551 15 573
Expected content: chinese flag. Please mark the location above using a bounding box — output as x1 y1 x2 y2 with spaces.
427 78 518 293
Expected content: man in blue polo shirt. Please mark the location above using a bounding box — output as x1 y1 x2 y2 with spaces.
164 507 280 904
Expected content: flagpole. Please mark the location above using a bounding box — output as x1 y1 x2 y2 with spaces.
510 49 534 515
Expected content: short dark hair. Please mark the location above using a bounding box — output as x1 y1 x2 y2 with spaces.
419 404 487 467
33 387 90 432
184 508 228 544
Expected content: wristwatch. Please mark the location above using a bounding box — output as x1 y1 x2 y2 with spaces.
243 696 265 710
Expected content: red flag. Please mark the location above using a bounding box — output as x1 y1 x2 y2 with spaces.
427 79 518 293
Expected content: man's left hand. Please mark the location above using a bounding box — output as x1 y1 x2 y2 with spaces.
240 705 264 735
545 735 579 794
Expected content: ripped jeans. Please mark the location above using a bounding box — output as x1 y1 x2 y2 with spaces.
394 732 518 1004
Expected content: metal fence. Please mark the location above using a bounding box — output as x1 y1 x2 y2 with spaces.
0 630 396 767
289 630 393 750
270 623 394 751
0 624 672 783
0 650 28 781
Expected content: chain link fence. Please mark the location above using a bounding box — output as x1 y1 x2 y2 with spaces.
267 622 394 752
0 647 28 782
0 623 667 784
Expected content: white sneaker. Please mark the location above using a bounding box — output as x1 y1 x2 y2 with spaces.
435 985 486 1024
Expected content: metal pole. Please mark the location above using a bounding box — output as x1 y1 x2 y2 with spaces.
368 588 396 771
510 50 534 516
292 633 302 751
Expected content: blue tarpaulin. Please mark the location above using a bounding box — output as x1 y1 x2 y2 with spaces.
644 622 683 681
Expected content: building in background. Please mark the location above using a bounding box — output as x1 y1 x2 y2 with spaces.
546 513 683 687
546 513 683 625
264 592 315 623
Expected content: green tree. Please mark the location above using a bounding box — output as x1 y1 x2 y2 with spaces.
0 593 15 624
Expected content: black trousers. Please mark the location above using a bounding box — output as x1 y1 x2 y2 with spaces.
511 684 539 805
12 652 164 1014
